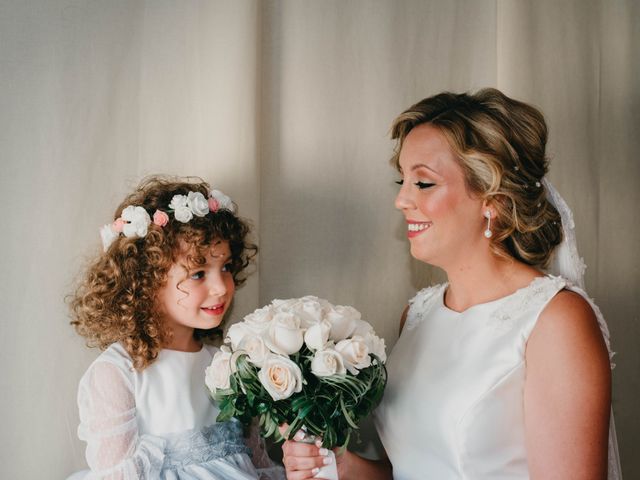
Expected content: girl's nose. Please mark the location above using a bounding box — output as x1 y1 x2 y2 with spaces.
207 274 227 297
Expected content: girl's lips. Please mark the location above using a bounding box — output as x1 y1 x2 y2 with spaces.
406 221 432 238
201 303 225 315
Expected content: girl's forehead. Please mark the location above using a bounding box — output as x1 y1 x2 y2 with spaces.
176 238 231 260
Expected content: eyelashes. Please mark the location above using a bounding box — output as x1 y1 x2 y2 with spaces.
395 180 436 190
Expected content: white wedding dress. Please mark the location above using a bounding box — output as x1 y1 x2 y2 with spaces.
375 275 621 479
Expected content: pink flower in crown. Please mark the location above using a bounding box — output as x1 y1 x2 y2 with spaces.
112 218 124 233
208 197 220 213
153 210 169 227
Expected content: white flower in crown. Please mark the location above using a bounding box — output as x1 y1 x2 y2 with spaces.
121 206 151 238
187 191 209 217
210 189 235 213
100 224 119 251
169 194 193 223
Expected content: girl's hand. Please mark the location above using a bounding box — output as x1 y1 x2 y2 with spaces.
279 425 332 480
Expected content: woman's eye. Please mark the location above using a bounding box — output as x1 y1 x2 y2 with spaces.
190 271 205 280
395 179 404 186
414 181 435 190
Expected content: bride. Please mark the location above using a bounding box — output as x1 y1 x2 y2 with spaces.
281 89 621 479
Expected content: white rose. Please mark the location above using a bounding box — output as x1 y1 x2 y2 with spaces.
265 312 304 355
187 191 209 217
364 332 387 363
271 298 299 311
311 348 346 377
352 319 374 338
335 336 371 375
121 206 151 238
258 354 303 401
243 306 273 335
210 189 235 212
100 224 118 251
205 347 232 392
304 319 332 351
174 206 193 223
297 297 326 327
226 322 250 350
238 334 269 367
327 305 360 341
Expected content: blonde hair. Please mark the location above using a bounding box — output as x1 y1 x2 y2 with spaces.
70 175 257 370
391 88 562 266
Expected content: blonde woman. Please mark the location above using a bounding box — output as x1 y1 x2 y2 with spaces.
282 89 621 480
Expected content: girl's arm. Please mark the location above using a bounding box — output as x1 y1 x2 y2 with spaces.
78 361 166 479
524 290 611 480
281 439 392 480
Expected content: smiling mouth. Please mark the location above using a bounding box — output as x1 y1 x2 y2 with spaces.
406 221 432 238
201 303 225 315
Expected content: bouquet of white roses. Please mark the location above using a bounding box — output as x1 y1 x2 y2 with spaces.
205 296 387 450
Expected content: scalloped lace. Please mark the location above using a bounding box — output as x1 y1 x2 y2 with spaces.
162 420 251 470
404 284 446 332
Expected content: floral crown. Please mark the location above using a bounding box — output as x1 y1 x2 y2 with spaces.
100 189 235 251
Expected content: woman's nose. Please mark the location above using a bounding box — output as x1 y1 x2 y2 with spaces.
395 183 414 211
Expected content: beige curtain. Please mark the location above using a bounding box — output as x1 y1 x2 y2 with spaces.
1 1 637 478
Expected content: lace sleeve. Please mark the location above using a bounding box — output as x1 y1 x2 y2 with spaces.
77 361 166 479
244 421 285 480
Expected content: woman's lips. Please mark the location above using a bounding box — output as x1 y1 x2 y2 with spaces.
406 221 432 238
201 303 225 315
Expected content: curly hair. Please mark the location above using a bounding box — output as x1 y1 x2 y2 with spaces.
390 88 563 267
70 175 257 370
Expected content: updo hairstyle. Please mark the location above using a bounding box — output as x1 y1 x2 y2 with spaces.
390 88 562 267
70 175 257 370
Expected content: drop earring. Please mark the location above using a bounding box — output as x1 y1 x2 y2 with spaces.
483 210 493 238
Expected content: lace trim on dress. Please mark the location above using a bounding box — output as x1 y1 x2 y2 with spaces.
485 275 566 333
161 420 251 471
404 284 446 332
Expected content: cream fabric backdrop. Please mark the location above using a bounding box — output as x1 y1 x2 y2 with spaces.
1 1 637 478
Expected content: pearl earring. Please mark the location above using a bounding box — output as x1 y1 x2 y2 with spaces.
483 210 493 238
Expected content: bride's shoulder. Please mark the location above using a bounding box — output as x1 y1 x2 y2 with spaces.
528 286 610 372
409 283 447 309
399 284 447 334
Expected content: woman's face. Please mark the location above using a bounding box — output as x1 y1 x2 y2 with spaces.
395 123 487 269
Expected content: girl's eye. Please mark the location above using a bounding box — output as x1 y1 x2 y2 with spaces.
415 181 435 190
222 263 233 273
190 271 205 280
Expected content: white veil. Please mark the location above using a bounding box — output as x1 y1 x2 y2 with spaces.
542 178 623 479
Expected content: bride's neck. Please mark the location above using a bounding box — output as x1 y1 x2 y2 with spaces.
443 254 540 312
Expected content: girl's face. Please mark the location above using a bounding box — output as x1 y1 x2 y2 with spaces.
159 239 235 340
394 123 486 269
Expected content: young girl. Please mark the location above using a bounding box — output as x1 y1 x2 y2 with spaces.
68 176 284 480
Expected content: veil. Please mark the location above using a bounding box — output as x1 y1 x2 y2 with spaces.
542 178 623 479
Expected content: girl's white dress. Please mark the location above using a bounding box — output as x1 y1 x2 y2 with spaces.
70 343 284 480
375 275 619 479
